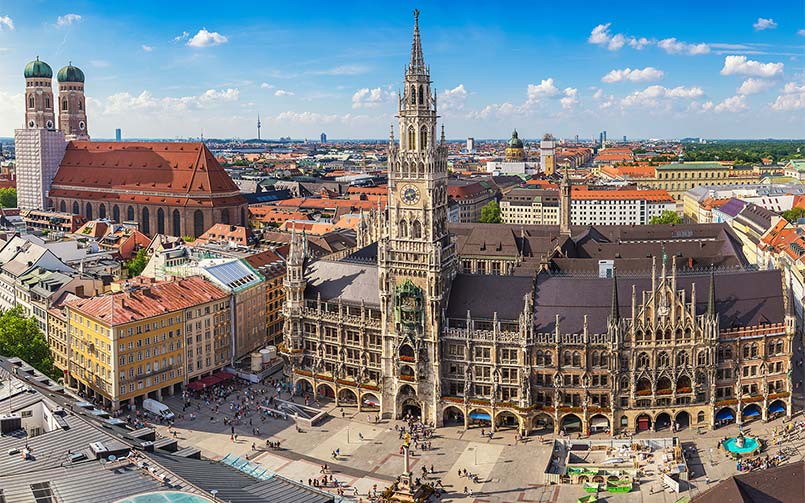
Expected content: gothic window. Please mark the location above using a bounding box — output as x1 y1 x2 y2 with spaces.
193 210 204 237
637 352 649 368
99 204 106 219
399 219 408 238
676 351 689 367
157 208 165 234
697 350 708 366
697 411 705 423
572 352 581 367
750 343 758 358
407 127 415 149
420 126 428 151
536 350 544 366
85 203 93 220
113 205 120 222
78 100 83 111
62 99 68 111
563 351 572 366
127 206 135 221
72 201 79 215
142 207 150 235
173 209 181 236
544 351 552 366
45 97 50 109
412 220 422 239
635 330 643 342
418 85 423 105
410 85 416 105
657 351 669 367
28 95 34 109
59 201 66 212
645 330 653 341
619 376 629 391
221 208 230 225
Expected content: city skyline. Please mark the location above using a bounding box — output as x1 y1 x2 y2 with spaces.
0 0 803 140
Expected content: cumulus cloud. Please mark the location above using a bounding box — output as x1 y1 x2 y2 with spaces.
439 84 468 112
736 78 774 95
102 88 239 115
588 23 642 51
753 18 777 31
187 28 228 48
274 89 294 97
602 67 664 83
721 55 784 77
141 44 154 52
260 82 274 90
621 85 704 108
771 82 805 111
715 95 748 113
174 31 189 42
560 88 578 109
0 15 14 31
527 78 561 102
657 38 710 55
351 86 393 109
689 100 715 113
56 14 82 27
799 29 805 36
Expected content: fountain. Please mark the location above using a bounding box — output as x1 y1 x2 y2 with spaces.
723 431 760 456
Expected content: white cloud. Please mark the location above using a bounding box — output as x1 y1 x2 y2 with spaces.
601 67 664 83
753 18 778 31
187 28 228 48
351 86 393 109
260 82 274 90
0 15 14 31
102 88 239 115
141 45 154 52
274 89 294 97
799 29 805 36
714 95 748 113
771 82 805 111
439 84 468 112
721 55 784 77
689 100 715 113
560 88 578 109
588 23 612 45
312 65 369 76
56 14 82 27
736 78 774 95
174 31 189 42
657 38 710 55
587 24 633 51
527 78 561 102
628 37 652 49
621 85 704 108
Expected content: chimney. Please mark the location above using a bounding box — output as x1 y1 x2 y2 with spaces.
74 285 85 298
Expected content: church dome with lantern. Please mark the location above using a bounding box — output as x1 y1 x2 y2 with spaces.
504 129 526 161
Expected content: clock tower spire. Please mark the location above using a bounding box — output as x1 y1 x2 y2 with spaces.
379 10 455 425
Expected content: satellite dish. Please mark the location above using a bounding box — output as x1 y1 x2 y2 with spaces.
108 454 117 462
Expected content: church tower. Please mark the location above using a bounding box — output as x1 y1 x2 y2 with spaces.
24 57 56 130
379 10 455 423
57 63 89 140
559 168 571 235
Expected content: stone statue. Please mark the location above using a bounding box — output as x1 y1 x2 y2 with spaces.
464 366 473 397
521 368 531 404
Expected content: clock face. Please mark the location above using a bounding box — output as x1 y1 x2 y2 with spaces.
79 121 86 131
400 184 420 205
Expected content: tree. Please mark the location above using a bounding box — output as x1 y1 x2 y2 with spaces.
0 306 58 379
0 187 16 208
479 200 501 223
650 210 682 225
782 207 805 223
126 248 148 277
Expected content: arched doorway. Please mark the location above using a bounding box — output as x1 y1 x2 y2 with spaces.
295 378 313 395
496 410 519 431
655 412 672 430
401 398 421 420
338 388 358 406
768 399 786 418
443 406 464 426
532 413 554 434
636 414 652 432
560 414 582 434
316 383 335 400
589 414 610 434
468 408 492 428
361 392 380 411
742 403 762 421
715 407 736 426
675 411 690 430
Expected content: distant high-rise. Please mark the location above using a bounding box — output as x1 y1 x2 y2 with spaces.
603 130 607 144
540 133 556 176
466 137 475 153
599 132 604 146
257 114 261 140
623 135 627 142
320 132 327 144
115 128 121 142
574 134 579 143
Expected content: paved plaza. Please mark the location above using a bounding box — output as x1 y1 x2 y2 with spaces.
154 376 805 503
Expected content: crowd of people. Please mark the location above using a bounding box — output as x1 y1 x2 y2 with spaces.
736 453 784 472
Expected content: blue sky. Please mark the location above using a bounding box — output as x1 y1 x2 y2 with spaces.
0 0 803 139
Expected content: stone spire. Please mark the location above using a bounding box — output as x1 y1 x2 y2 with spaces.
610 266 619 322
559 167 571 236
409 9 425 74
707 269 716 316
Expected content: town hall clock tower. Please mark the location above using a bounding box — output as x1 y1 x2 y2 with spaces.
379 10 456 424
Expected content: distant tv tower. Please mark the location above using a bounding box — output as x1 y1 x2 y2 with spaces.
257 114 262 140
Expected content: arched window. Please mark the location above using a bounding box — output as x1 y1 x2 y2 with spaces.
127 206 135 221
750 343 758 358
407 127 415 150
410 85 416 105
72 201 79 215
563 351 572 367
657 352 669 367
157 208 165 235
420 126 428 151
676 351 689 367
45 97 50 109
544 351 552 366
193 210 204 237
173 209 181 236
78 100 83 111
412 220 422 239
113 205 120 222
221 208 230 225
399 219 408 238
85 202 93 220
418 84 424 105
591 351 599 368
572 352 581 367
62 99 68 111
98 204 106 219
141 207 150 235
28 95 34 109
59 201 66 212
697 350 708 366
536 350 544 366
638 352 649 368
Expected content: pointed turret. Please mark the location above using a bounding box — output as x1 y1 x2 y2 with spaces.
610 266 620 322
707 269 716 316
409 9 425 74
786 277 795 318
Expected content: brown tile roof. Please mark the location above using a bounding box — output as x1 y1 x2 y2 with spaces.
51 141 245 207
693 460 803 503
67 276 228 325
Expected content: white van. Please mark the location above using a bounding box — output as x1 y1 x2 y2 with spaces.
142 398 175 421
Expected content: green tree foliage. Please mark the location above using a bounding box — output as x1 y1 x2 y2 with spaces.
683 141 805 165
650 211 682 225
479 200 502 223
0 306 58 379
0 187 17 208
781 207 805 223
126 248 148 277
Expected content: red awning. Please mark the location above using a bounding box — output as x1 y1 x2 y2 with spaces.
213 370 235 381
187 381 206 391
200 375 222 387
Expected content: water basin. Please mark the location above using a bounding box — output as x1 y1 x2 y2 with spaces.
723 436 760 454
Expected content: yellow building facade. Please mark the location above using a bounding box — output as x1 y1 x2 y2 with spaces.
642 162 759 200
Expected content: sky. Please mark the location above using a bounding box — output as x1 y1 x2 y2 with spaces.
0 0 803 140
